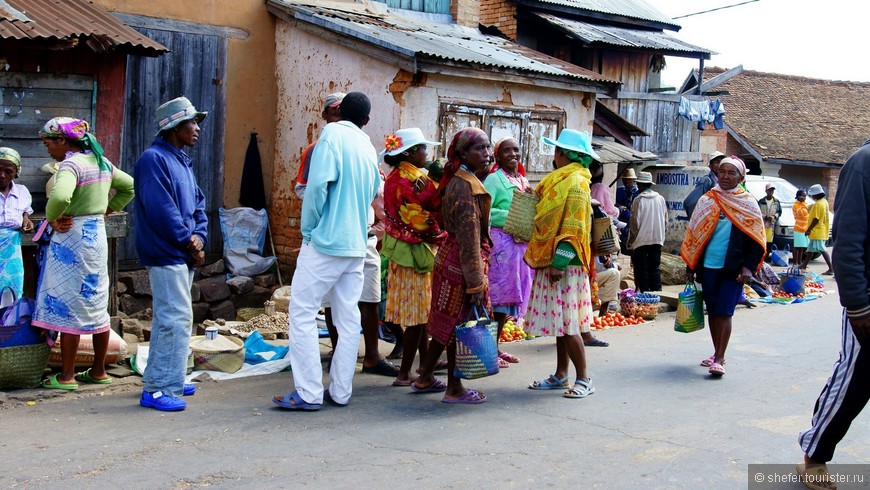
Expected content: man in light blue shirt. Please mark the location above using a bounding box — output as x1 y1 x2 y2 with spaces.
273 92 381 410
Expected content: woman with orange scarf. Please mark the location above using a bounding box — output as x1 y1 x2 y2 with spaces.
524 129 598 399
680 156 765 376
412 127 493 404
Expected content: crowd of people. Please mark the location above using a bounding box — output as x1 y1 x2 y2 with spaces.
2 90 865 482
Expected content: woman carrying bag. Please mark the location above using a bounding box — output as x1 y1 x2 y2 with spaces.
680 156 765 376
411 127 493 405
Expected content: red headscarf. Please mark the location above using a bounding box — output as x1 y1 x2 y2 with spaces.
440 127 488 193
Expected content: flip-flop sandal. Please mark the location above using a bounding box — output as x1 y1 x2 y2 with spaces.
498 352 520 363
391 378 415 387
442 389 487 404
433 359 449 372
583 337 609 347
272 390 321 411
410 378 447 394
497 357 510 369
42 373 78 391
795 463 836 490
564 379 595 399
700 356 727 367
361 359 400 376
708 362 725 376
74 368 112 385
528 374 569 390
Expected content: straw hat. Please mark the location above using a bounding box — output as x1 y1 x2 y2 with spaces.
622 168 637 179
636 171 654 184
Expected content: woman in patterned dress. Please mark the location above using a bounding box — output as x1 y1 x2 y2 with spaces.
33 117 134 390
379 128 446 387
412 127 493 404
524 129 598 399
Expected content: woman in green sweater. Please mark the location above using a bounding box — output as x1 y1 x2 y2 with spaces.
33 117 135 390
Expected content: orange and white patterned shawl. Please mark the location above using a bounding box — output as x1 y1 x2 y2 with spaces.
680 185 766 272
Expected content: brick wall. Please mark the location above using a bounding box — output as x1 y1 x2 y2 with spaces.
822 167 841 209
451 0 479 28
479 0 517 39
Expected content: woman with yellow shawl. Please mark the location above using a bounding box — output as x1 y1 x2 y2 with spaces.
524 129 598 399
680 156 765 376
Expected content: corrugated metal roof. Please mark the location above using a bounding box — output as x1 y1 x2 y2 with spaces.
529 0 679 30
534 13 712 58
268 0 620 90
592 136 657 164
0 0 167 56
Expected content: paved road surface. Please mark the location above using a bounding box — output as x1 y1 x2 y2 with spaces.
1 273 867 489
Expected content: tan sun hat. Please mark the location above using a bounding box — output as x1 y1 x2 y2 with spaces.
622 168 637 179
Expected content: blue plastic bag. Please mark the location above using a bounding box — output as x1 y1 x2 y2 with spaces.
243 330 289 364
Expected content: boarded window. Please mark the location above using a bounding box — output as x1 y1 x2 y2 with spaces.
438 103 562 184
374 0 450 14
0 73 95 210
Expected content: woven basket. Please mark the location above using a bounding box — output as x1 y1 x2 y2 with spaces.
620 293 660 320
503 189 539 242
591 217 619 256
0 343 50 389
190 335 245 373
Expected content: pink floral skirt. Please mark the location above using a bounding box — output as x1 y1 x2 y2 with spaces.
523 265 593 337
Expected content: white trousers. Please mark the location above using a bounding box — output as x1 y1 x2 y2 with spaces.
288 243 364 405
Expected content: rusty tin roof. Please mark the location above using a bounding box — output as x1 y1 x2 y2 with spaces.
704 67 870 166
521 0 680 31
268 0 621 93
0 0 167 56
533 13 712 59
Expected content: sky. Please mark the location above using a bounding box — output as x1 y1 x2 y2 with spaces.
646 0 870 88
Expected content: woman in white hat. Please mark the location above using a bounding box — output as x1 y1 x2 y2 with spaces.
379 128 446 387
801 184 833 274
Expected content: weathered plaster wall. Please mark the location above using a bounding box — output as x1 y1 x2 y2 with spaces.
272 21 595 274
94 0 277 208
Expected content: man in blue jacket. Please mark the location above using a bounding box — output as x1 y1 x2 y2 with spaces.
135 96 209 412
797 138 869 482
272 92 381 410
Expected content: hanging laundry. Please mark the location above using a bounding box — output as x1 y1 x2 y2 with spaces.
709 98 726 130
678 97 726 130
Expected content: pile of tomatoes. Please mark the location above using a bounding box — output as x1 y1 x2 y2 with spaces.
772 290 805 299
591 312 646 330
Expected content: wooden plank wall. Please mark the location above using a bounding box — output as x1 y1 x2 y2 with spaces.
121 27 227 264
0 72 95 210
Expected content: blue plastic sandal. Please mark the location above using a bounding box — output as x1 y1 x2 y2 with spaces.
140 390 186 411
272 390 321 411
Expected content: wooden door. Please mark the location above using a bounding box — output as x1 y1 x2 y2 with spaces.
121 28 227 265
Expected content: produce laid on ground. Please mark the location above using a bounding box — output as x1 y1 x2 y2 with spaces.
803 281 826 294
591 312 647 330
499 318 531 343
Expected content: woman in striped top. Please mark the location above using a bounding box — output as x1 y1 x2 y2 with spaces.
33 117 134 390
